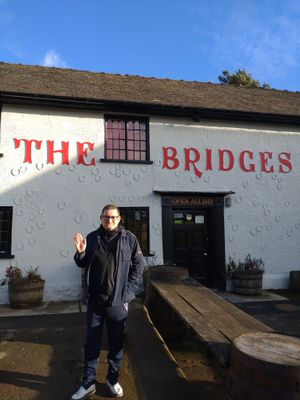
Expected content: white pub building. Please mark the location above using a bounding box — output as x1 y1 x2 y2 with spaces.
1 62 300 304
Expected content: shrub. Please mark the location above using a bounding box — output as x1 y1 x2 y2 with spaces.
226 254 264 277
1 266 44 286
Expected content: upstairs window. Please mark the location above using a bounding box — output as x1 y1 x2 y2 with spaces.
104 116 150 162
119 207 149 255
0 207 13 258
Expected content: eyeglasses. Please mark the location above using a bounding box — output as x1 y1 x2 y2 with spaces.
101 215 120 221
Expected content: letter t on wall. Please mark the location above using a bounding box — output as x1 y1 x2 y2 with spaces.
14 138 42 163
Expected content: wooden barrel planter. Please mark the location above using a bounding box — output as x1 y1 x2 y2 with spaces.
233 272 263 295
228 332 300 400
8 281 45 309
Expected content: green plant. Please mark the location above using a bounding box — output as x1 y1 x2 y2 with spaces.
243 254 265 273
218 69 271 89
226 254 265 277
225 256 238 277
1 266 44 286
25 267 43 283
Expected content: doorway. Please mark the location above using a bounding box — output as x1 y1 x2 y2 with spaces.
161 194 226 289
173 208 211 283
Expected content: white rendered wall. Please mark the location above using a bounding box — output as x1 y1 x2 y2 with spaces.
0 105 300 303
152 117 300 289
0 105 162 303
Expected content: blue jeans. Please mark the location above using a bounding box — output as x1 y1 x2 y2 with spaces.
82 301 128 388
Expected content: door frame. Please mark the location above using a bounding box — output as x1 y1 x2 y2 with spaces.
172 207 212 283
161 193 226 289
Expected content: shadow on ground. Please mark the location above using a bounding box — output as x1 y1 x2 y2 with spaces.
1 291 299 400
0 312 139 400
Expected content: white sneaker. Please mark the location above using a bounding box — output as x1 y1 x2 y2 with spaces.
71 384 96 400
106 380 123 397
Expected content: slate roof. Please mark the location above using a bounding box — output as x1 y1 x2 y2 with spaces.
1 62 300 122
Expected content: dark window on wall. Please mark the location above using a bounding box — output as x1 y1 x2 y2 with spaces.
0 207 13 258
119 207 149 255
104 116 150 162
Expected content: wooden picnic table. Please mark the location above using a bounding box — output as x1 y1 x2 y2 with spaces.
147 279 273 367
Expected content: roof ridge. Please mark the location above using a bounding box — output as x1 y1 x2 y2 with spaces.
1 61 298 95
1 61 300 122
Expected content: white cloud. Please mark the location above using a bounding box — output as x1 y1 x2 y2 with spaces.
42 50 67 68
191 0 300 86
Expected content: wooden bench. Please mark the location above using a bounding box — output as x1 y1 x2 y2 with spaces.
146 279 273 367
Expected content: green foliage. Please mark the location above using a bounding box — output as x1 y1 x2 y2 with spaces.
1 266 44 286
25 267 43 283
218 69 271 89
226 254 265 277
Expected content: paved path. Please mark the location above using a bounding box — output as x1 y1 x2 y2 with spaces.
236 298 300 337
0 293 299 400
0 311 140 400
0 298 226 400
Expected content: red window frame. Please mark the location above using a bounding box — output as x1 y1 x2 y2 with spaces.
104 116 149 162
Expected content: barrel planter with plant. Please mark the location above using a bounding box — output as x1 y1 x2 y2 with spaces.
227 254 265 296
1 266 45 309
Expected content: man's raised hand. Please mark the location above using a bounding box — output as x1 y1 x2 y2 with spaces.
74 233 87 253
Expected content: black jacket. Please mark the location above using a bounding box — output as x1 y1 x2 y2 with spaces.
74 227 145 306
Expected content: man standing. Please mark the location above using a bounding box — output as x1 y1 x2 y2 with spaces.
71 204 145 400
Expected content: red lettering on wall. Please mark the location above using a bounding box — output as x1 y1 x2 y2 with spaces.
260 152 274 173
77 142 96 166
47 141 69 165
239 150 255 172
219 149 234 171
206 148 213 171
184 147 202 178
13 137 294 177
162 146 180 170
14 138 42 163
278 152 292 173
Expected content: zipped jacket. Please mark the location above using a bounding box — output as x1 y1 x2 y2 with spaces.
74 227 145 306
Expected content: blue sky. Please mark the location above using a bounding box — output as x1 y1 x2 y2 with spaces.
1 0 300 92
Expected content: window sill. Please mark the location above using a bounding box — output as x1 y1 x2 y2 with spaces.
100 159 153 165
0 254 15 259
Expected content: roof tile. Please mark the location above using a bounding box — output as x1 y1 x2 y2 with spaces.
1 62 300 117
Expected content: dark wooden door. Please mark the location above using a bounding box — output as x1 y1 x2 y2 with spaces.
172 209 211 284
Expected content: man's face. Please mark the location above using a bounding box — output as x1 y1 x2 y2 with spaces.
100 209 120 231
